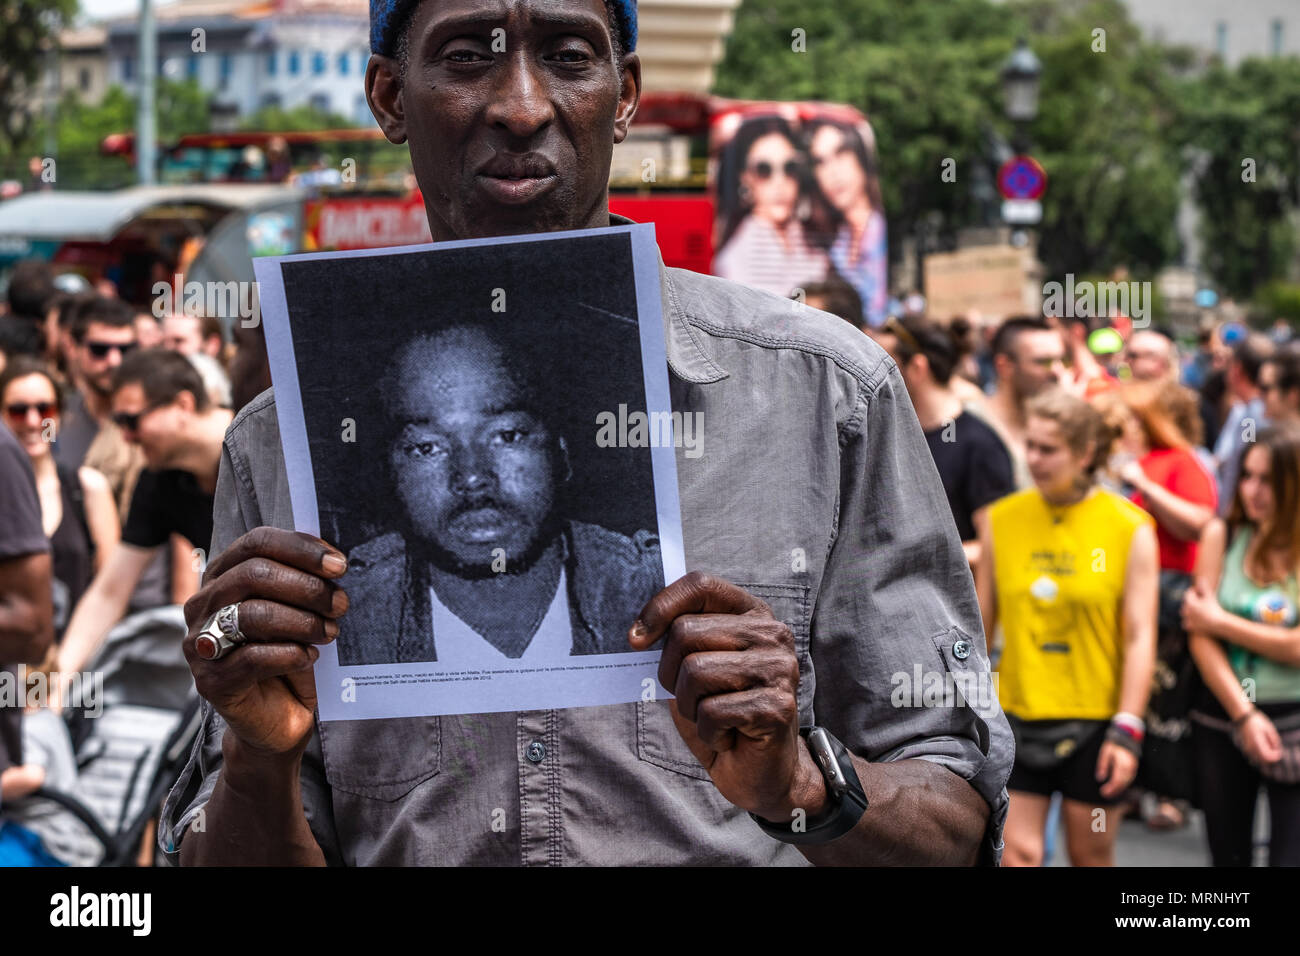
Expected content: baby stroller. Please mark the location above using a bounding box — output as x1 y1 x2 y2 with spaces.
3 606 201 867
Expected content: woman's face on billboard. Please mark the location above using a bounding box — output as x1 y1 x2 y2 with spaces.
741 132 801 226
810 125 868 213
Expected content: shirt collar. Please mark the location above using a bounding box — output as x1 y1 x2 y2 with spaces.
609 213 727 384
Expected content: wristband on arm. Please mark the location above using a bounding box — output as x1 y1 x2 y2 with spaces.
1106 712 1145 758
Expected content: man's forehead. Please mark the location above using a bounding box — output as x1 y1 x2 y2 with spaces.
86 321 136 340
390 331 517 393
421 0 608 25
1021 329 1063 355
374 0 629 55
1130 331 1169 354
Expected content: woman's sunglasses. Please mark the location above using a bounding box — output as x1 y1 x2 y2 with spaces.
5 402 58 423
747 160 803 181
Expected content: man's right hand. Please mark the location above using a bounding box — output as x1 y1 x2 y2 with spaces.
183 528 348 758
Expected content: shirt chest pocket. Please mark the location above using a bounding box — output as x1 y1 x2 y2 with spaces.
318 715 442 801
636 582 815 781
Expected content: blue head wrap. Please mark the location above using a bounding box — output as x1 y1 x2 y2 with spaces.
370 0 637 57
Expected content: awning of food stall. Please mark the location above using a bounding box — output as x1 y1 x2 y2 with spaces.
0 184 303 241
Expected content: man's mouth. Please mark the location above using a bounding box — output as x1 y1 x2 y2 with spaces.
476 173 559 205
475 154 559 206
449 506 516 542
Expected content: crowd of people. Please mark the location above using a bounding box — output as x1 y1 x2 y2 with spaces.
2 240 1298 868
866 303 1300 866
0 258 269 865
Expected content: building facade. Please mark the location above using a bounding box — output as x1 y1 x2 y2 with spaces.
104 0 371 125
1124 0 1298 65
78 0 740 127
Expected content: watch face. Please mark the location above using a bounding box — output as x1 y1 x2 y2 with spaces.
807 727 850 798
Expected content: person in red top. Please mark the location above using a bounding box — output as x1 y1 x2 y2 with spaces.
1108 381 1218 571
1100 379 1218 828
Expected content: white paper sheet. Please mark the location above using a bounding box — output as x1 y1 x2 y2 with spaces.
253 223 685 721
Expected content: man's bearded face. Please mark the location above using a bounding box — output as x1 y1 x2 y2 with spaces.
384 326 562 576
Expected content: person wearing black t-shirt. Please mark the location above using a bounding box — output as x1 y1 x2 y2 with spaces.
875 316 1015 567
55 350 231 693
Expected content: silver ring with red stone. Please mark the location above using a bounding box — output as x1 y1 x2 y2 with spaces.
195 603 247 661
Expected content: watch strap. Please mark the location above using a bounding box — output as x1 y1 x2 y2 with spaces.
749 727 868 845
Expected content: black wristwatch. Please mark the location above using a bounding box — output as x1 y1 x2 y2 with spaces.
749 726 868 845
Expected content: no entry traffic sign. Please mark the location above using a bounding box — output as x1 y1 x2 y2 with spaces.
997 155 1047 201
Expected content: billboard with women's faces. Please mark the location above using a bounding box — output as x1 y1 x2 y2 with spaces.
710 103 888 328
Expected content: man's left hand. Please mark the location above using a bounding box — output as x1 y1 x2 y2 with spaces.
628 571 828 824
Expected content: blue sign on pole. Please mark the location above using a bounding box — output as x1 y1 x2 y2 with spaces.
997 155 1047 201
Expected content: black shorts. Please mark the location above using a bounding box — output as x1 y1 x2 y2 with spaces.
1007 718 1121 806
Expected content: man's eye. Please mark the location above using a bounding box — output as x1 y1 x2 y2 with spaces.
401 440 445 459
550 48 591 65
446 48 489 63
494 429 527 445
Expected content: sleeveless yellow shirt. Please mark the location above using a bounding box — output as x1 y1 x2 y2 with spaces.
990 487 1153 721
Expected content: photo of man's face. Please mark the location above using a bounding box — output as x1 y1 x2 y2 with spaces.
383 325 562 577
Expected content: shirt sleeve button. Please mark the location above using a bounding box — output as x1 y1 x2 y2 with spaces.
953 640 971 660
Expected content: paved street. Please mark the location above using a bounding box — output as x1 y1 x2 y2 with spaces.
1045 797 1272 866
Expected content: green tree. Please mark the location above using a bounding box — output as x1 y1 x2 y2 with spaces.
69 79 208 187
1175 56 1300 299
1016 0 1184 283
714 0 1021 252
712 0 1185 283
4 78 212 188
239 102 355 132
0 0 76 150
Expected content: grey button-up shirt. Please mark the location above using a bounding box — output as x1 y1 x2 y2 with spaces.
160 219 1014 865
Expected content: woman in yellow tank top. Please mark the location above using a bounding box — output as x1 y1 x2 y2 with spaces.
976 388 1159 866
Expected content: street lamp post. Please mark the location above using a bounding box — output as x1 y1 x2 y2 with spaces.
137 0 156 185
998 38 1043 245
1000 38 1042 154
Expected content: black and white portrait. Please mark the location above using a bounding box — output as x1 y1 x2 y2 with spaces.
257 225 684 719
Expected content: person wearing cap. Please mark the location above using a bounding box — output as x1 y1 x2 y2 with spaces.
162 0 1012 867
1083 326 1124 398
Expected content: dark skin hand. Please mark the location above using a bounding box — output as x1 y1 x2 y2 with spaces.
629 572 991 865
180 528 345 866
0 552 53 665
